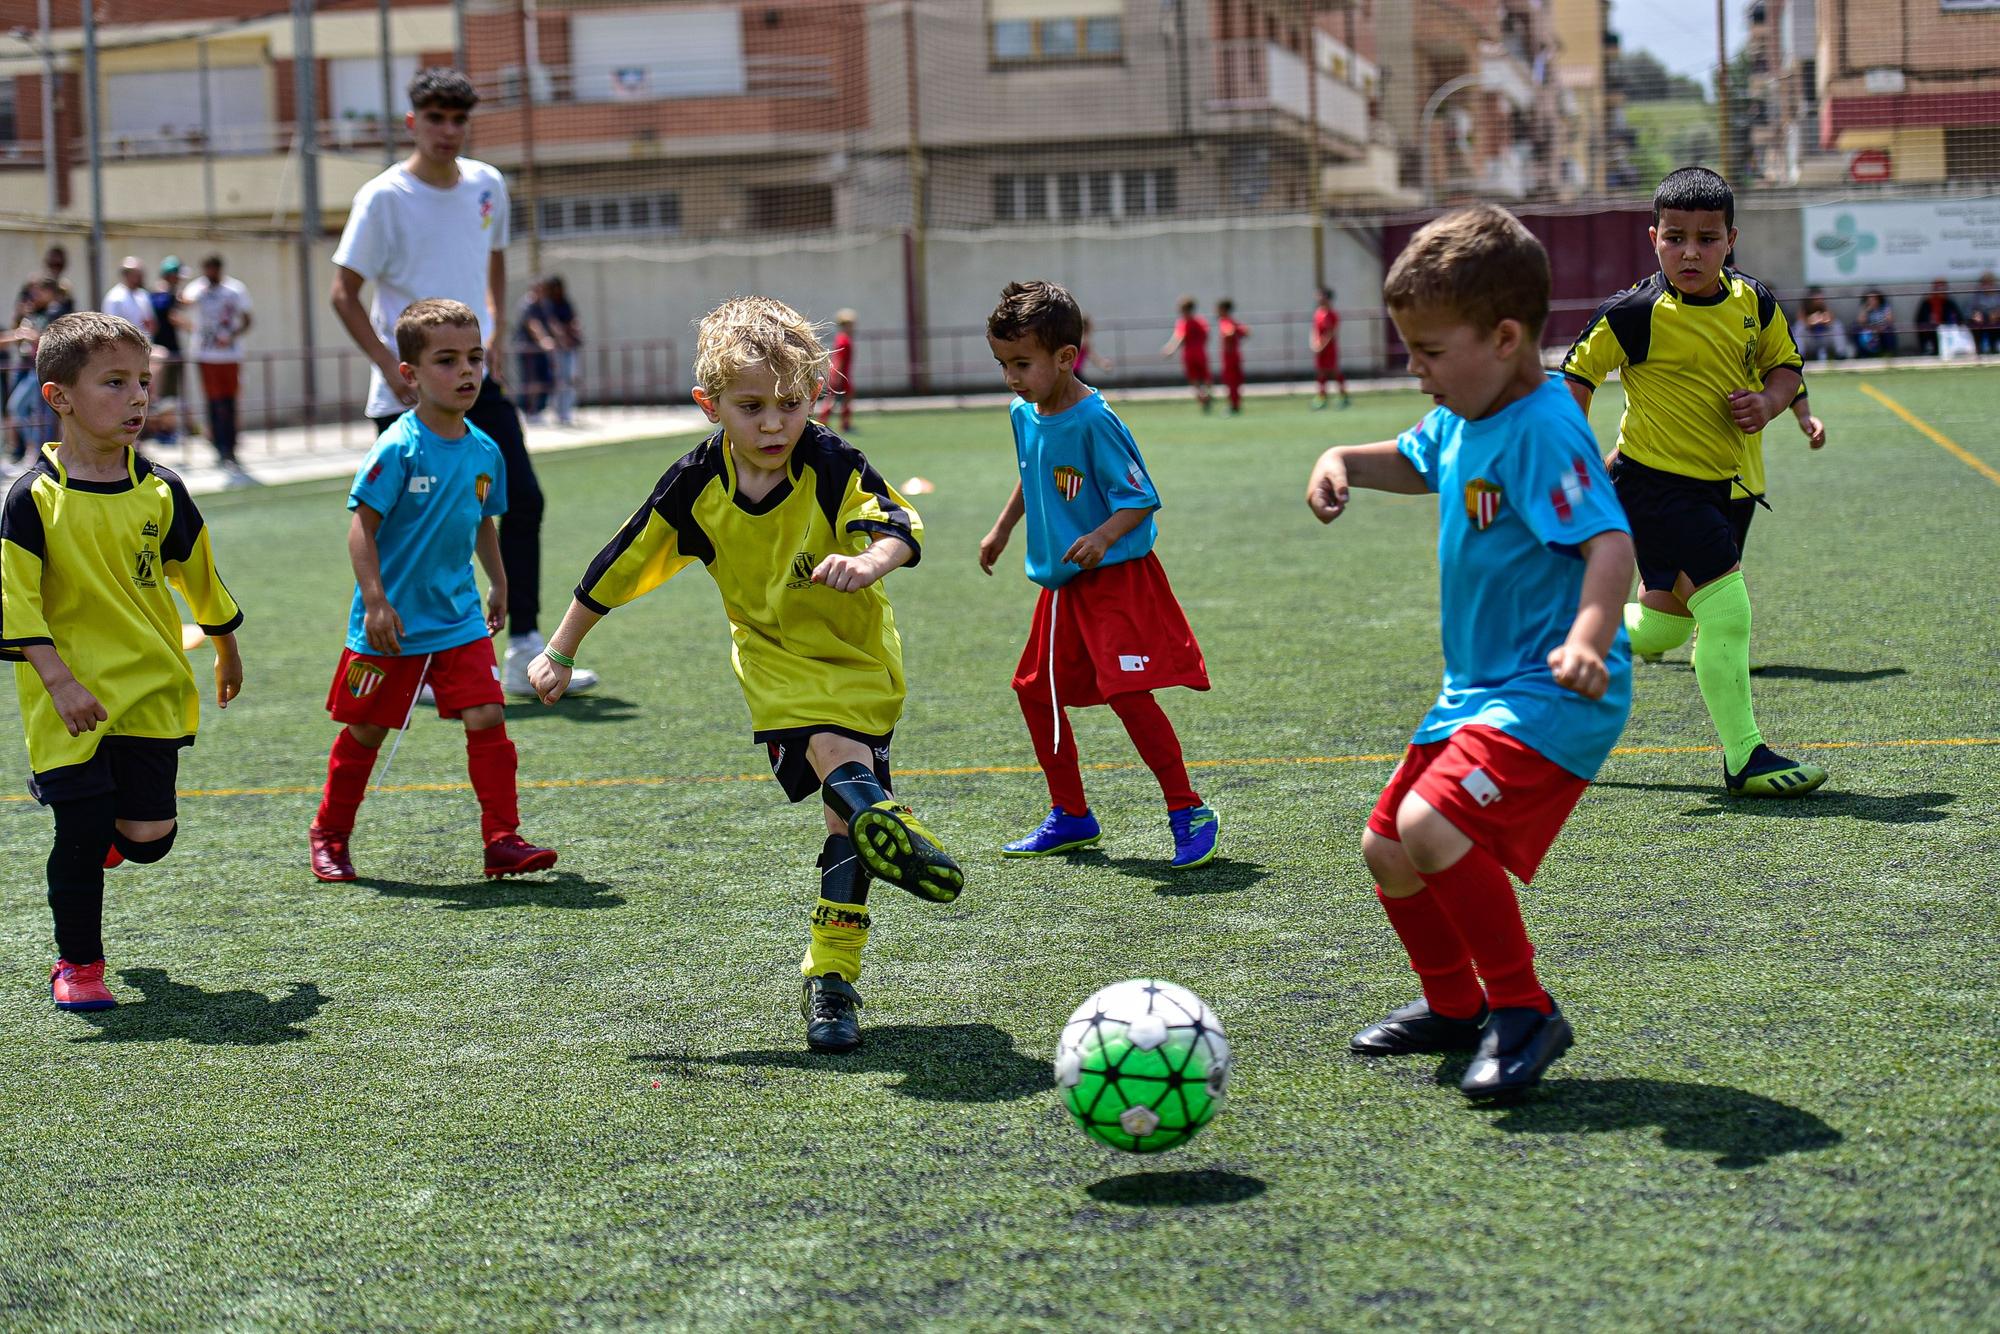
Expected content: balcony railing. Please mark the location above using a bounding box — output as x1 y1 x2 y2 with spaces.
1209 41 1369 140
0 140 46 167
72 118 406 164
483 54 837 110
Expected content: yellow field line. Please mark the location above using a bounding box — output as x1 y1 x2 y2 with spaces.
2 736 1991 804
1860 382 2000 487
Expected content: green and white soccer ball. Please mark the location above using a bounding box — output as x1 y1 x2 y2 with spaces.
1054 978 1231 1153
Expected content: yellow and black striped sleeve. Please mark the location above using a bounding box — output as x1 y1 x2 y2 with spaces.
575 446 717 614
1749 275 1805 381
0 473 51 660
829 446 922 566
159 470 244 636
1563 274 1662 390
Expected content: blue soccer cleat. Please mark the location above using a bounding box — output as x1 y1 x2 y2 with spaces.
1002 807 1102 858
1169 804 1221 869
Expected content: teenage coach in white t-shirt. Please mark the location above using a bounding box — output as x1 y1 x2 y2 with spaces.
329 67 599 697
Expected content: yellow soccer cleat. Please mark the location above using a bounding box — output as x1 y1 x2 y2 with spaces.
1725 745 1828 798
850 801 964 903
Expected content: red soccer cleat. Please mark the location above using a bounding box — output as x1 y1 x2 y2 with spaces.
309 825 358 882
51 959 117 1011
484 832 558 878
103 844 125 869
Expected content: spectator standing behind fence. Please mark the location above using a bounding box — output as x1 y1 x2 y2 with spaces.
147 257 186 447
537 275 583 427
816 308 857 431
101 258 156 340
17 247 76 325
1311 286 1350 409
3 280 61 469
181 255 255 486
1912 279 1966 356
1797 287 1849 362
1852 290 1898 357
330 66 600 699
513 279 552 420
1965 272 2000 354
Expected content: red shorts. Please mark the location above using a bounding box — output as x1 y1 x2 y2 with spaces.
1182 357 1211 383
1220 359 1244 387
1012 552 1209 708
1315 343 1341 373
326 638 503 728
198 362 240 400
1366 724 1589 883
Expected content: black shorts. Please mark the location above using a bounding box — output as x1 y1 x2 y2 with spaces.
758 726 893 804
1728 495 1757 556
28 736 185 819
1609 455 1741 593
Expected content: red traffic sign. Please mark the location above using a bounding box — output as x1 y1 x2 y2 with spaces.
1849 148 1892 182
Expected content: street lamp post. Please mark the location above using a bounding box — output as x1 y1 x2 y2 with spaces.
1420 71 1487 205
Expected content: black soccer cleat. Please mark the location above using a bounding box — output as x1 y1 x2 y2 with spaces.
802 973 863 1054
1350 997 1490 1056
1459 999 1574 1099
850 800 964 904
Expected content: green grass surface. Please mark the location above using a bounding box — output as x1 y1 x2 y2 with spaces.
3 369 1997 1328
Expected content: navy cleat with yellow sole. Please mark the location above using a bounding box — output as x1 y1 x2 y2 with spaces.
1725 744 1828 798
850 800 963 903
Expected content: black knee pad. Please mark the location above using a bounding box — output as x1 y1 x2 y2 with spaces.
114 826 178 864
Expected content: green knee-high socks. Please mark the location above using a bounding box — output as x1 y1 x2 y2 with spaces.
1686 572 1763 772
1625 602 1695 657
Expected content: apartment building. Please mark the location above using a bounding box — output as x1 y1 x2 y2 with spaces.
1813 0 2000 183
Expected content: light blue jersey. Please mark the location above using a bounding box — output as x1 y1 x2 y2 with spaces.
1010 390 1160 589
1396 374 1632 779
346 411 507 656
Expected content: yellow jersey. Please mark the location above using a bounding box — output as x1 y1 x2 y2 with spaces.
576 425 922 738
1 444 242 779
1562 269 1804 485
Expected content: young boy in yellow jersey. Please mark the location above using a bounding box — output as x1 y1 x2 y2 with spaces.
0 313 244 1011
526 296 961 1055
1563 167 1826 797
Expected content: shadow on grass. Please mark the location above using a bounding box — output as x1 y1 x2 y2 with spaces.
355 871 626 911
1595 782 1955 825
1748 664 1908 684
642 1023 1049 1102
1086 1169 1267 1207
502 694 645 724
1062 849 1269 896
73 969 325 1045
1479 1076 1842 1169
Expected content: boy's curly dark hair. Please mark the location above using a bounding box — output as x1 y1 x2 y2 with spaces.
987 281 1084 353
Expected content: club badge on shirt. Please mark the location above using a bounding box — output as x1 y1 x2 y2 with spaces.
1053 465 1084 502
474 473 493 504
1465 478 1503 531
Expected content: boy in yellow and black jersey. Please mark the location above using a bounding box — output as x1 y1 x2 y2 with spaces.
1563 167 1824 799
526 296 960 1056
0 313 244 1011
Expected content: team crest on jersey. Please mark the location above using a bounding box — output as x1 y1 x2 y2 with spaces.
1052 465 1085 502
1464 478 1503 531
787 551 817 589
141 519 159 538
1548 457 1593 522
1742 338 1758 375
474 472 493 503
345 660 388 699
131 548 158 588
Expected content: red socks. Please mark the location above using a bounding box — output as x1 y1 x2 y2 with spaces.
1107 692 1201 811
1018 690 1089 814
1418 846 1551 1013
1375 886 1484 1019
465 724 520 843
314 727 380 835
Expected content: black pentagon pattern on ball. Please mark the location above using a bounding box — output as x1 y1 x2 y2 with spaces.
1062 979 1226 1150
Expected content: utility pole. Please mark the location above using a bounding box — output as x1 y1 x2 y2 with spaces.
1715 0 1732 179
520 0 543 275
199 38 216 226
37 0 56 216
293 0 322 418
80 0 105 301
378 0 397 166
902 0 928 392
1303 0 1324 292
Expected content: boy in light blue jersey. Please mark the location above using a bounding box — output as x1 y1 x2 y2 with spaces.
980 281 1217 869
1307 207 1636 1099
310 299 556 883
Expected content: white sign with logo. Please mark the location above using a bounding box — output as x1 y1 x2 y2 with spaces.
1803 198 2000 285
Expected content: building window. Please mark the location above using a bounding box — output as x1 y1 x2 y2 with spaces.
528 191 682 238
748 183 835 232
993 19 1034 60
0 79 17 144
989 3 1124 64
1084 17 1122 56
994 167 1177 222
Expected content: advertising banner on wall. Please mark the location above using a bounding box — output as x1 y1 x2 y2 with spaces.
1803 198 2000 285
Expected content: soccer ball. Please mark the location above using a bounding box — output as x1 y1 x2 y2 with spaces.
1054 978 1231 1153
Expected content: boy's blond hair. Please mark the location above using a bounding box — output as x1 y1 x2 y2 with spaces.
1383 205 1550 337
694 296 828 398
396 297 483 363
36 312 152 388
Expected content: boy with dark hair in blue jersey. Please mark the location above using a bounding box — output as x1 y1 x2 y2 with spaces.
310 299 557 883
1307 206 1636 1099
1563 166 1823 798
980 280 1218 870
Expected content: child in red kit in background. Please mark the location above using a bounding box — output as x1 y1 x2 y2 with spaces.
1161 296 1214 412
816 308 856 431
310 299 557 883
1312 286 1350 409
1217 299 1249 413
983 281 1219 870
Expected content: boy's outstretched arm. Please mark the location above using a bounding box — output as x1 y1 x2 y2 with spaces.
1306 442 1428 522
528 599 604 705
979 481 1025 575
1547 530 1636 700
814 534 911 593
474 516 508 634
348 505 403 656
19 644 107 736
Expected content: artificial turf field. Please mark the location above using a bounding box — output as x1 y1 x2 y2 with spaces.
2 367 1996 1329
